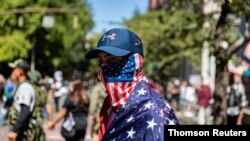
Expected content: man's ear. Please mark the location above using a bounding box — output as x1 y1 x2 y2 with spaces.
19 68 25 77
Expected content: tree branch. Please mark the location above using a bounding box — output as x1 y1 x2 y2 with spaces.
215 0 230 30
226 36 250 57
213 0 230 56
0 7 78 16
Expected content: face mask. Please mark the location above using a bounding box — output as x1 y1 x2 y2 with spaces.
97 54 145 109
98 54 137 83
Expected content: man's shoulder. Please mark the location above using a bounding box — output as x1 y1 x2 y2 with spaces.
17 81 35 92
92 83 105 92
19 81 33 87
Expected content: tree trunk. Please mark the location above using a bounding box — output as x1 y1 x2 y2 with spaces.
212 0 230 125
213 58 229 124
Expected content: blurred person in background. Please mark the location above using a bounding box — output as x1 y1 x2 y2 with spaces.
85 79 106 141
4 73 17 120
197 80 212 124
0 74 4 103
237 100 250 125
183 82 196 118
179 81 188 111
0 74 5 125
170 78 181 112
52 70 68 112
237 75 250 125
40 76 54 121
227 73 247 124
41 76 53 92
48 74 89 141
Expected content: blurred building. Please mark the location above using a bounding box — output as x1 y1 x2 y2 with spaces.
149 0 165 11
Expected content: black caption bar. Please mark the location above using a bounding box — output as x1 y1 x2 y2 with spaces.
164 125 250 140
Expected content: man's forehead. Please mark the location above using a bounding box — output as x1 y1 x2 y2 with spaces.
98 52 109 57
12 67 22 72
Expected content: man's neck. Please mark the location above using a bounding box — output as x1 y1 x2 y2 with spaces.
18 76 26 82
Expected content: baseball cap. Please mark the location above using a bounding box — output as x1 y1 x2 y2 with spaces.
8 59 30 71
85 28 143 59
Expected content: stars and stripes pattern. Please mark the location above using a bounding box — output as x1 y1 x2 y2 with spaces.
98 53 179 141
99 53 144 110
99 80 179 141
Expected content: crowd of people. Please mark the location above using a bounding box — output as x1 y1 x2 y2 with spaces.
0 60 105 141
166 73 250 125
166 77 214 124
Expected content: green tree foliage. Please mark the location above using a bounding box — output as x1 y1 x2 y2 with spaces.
82 32 104 83
125 0 250 124
124 2 204 82
0 0 93 75
0 31 31 61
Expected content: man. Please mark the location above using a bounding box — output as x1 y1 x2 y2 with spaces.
85 28 179 141
0 74 5 125
197 80 212 124
227 73 247 124
27 70 51 140
52 70 67 112
7 59 40 141
85 80 106 141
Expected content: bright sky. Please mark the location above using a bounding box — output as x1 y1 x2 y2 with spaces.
88 0 149 34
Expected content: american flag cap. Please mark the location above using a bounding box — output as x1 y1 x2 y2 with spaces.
85 28 143 59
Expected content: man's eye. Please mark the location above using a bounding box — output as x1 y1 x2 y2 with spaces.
108 57 116 62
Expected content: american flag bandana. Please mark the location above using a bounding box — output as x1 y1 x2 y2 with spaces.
98 53 148 110
98 54 179 140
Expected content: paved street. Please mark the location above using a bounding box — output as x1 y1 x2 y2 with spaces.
175 111 198 125
44 121 65 141
0 120 65 141
0 111 199 141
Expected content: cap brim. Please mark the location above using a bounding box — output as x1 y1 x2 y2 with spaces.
8 63 16 68
85 46 131 59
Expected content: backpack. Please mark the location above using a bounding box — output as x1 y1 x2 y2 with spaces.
29 84 48 141
33 85 47 108
31 84 47 123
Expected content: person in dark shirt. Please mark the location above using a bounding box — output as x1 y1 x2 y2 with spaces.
48 78 89 141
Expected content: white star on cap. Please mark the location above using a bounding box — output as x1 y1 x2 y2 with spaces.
135 39 141 46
